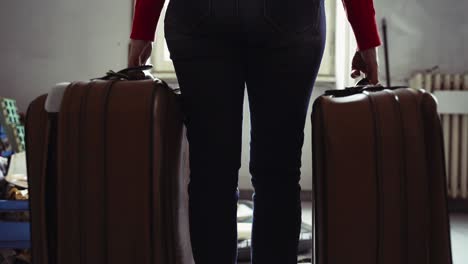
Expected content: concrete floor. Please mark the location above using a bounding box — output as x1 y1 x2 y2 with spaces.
450 213 468 264
239 202 468 264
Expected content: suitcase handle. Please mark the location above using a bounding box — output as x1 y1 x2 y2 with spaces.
93 65 154 81
324 78 407 97
91 65 182 95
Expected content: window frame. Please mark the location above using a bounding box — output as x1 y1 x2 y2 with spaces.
150 0 349 84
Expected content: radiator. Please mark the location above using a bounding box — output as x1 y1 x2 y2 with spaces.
409 73 468 199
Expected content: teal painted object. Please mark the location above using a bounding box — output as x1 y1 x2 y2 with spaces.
8 125 26 153
0 98 25 153
0 98 20 126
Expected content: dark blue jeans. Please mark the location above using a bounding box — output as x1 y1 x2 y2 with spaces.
165 0 325 263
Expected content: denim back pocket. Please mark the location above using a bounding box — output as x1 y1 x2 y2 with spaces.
165 0 212 31
263 0 321 34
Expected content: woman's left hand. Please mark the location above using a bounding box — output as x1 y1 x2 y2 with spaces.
350 47 380 85
128 39 153 67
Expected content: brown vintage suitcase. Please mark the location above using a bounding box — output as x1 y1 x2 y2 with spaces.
25 67 193 264
311 86 453 264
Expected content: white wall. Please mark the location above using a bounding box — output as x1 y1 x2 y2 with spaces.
0 0 132 112
374 0 468 84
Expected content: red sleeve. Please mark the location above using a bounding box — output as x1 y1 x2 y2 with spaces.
342 0 382 51
130 0 165 41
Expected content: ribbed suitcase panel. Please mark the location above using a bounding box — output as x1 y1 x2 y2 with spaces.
393 89 430 264
312 87 452 264
368 91 404 264
25 94 50 264
80 80 113 264
57 82 91 264
314 94 378 264
420 92 453 264
105 80 156 264
27 77 192 264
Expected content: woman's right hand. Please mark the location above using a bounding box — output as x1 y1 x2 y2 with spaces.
128 39 153 67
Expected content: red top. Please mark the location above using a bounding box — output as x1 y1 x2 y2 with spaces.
131 0 381 51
